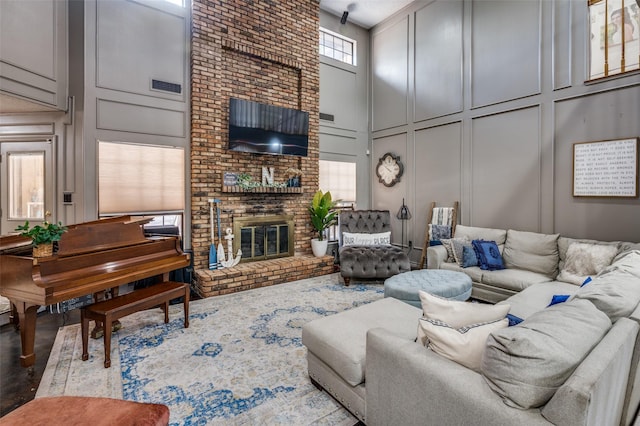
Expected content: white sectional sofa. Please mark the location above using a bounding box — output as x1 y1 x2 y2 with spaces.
302 227 640 425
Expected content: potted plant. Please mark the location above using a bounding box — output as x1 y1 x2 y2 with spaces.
308 190 337 257
15 220 68 257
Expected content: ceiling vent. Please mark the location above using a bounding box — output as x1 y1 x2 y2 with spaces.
320 112 335 122
151 79 182 94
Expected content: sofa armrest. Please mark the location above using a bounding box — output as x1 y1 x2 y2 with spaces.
426 245 448 269
365 328 551 426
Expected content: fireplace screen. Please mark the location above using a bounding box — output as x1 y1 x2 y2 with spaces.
233 215 295 262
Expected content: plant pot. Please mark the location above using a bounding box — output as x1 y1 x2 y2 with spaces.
311 238 328 257
33 243 53 258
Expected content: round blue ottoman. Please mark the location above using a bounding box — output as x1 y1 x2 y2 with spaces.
384 270 472 308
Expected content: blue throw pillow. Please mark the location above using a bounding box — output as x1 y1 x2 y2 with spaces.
581 276 592 287
547 294 570 307
461 245 478 268
471 240 505 271
506 313 523 326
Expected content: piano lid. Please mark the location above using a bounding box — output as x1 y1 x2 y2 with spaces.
57 216 155 257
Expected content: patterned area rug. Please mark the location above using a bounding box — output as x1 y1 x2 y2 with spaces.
37 273 383 425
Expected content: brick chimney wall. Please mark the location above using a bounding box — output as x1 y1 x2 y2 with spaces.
191 0 332 296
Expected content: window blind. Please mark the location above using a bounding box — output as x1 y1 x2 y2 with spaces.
98 141 185 214
319 160 356 204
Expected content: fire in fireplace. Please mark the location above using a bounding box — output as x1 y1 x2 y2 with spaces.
232 215 295 262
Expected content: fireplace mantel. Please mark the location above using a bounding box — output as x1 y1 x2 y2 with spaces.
222 185 303 194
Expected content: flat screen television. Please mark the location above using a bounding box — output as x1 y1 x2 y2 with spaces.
228 98 309 157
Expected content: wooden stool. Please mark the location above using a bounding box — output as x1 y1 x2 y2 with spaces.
81 281 189 368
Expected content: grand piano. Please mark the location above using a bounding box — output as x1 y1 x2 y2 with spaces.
0 216 190 368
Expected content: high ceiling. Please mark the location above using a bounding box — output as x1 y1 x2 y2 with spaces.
0 1 413 113
319 0 414 29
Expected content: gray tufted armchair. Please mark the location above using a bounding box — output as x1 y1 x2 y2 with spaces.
338 210 411 286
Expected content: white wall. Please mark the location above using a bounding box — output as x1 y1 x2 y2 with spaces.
319 10 371 208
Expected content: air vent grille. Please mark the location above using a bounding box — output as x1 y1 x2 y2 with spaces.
151 79 182 94
320 112 335 122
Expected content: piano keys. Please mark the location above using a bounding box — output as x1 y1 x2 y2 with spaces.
0 216 190 368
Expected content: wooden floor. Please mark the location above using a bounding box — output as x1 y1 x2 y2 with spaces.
0 309 80 416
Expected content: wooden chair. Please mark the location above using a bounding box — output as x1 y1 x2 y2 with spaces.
419 201 459 269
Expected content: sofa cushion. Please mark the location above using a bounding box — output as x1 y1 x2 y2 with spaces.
440 262 484 282
557 242 618 285
418 290 510 329
481 268 552 292
418 317 508 371
472 240 505 271
498 281 580 320
455 225 507 246
481 299 611 409
573 268 640 322
301 297 421 387
502 230 559 278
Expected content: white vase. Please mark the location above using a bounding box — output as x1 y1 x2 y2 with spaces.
311 238 328 257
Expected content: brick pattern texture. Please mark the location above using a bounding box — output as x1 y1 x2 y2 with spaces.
191 0 325 297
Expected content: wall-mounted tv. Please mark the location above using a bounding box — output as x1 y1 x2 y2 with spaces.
228 98 309 157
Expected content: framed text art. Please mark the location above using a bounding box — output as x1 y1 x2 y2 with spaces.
573 137 639 197
588 0 640 80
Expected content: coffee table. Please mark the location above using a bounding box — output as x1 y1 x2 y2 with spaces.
384 269 472 308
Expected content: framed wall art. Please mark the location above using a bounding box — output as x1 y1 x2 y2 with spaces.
573 137 638 197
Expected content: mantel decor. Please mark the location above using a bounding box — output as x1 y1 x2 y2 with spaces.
573 137 638 197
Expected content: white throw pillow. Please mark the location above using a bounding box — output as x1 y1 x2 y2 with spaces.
342 231 391 246
418 290 510 329
418 317 508 371
557 242 618 285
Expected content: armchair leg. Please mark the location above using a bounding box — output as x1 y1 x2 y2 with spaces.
343 277 351 286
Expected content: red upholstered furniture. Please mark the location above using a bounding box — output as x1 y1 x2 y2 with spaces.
0 396 169 425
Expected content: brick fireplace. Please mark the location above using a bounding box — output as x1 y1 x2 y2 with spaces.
190 0 333 297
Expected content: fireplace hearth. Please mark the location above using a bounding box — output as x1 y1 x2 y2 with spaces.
233 215 295 262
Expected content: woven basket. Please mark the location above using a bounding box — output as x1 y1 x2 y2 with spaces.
33 243 53 258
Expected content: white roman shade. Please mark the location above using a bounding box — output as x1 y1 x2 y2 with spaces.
98 141 185 215
319 160 356 204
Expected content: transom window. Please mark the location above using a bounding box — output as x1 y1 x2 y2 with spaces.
319 28 357 66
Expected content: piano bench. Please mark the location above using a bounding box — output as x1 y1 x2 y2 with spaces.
81 281 190 368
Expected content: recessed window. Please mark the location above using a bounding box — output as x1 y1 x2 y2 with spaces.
319 160 357 206
320 28 357 66
98 141 185 216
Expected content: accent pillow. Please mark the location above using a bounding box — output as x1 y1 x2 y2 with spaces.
506 313 523 326
441 237 468 263
556 242 618 285
419 317 508 371
452 239 474 266
428 224 452 241
481 299 611 409
472 240 505 270
462 245 478 268
342 231 391 246
547 294 570 307
418 291 510 330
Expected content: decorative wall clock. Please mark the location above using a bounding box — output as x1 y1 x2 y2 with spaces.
376 152 403 187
